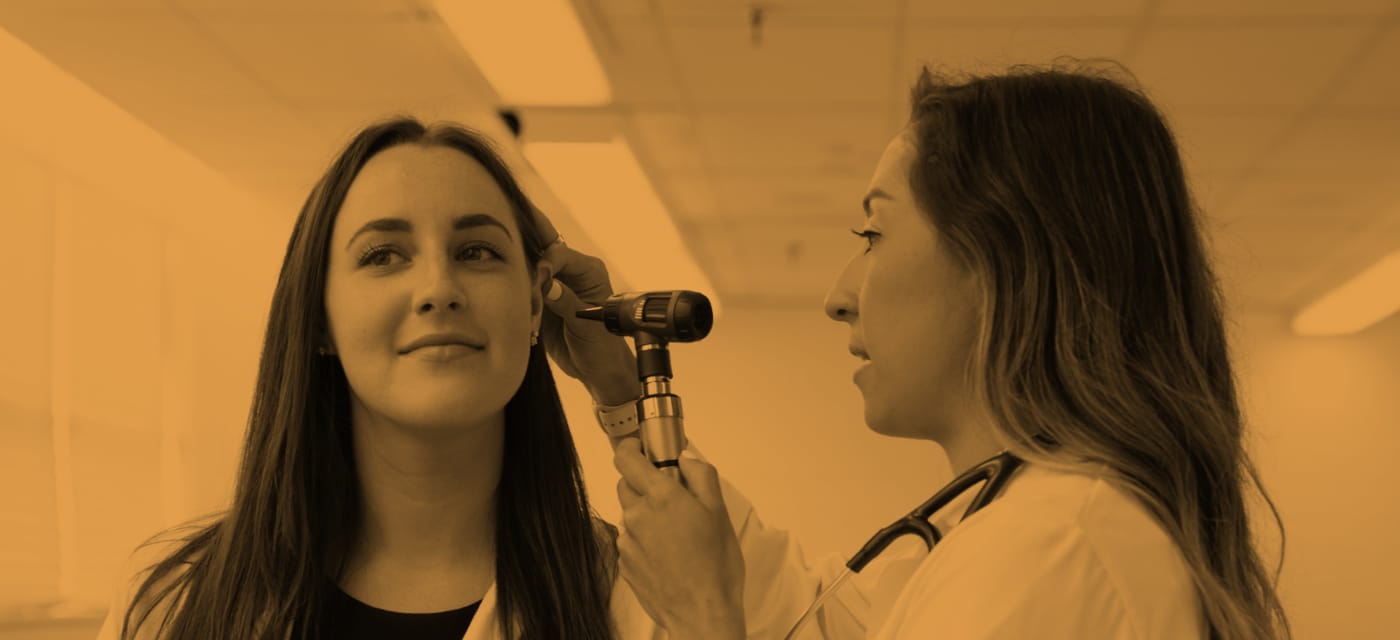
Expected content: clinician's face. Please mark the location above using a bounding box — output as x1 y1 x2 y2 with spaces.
324 144 545 432
823 132 982 441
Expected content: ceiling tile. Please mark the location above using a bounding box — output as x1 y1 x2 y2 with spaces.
1166 110 1293 176
197 14 490 109
1128 24 1369 109
1215 211 1373 262
905 0 1148 20
901 25 1135 81
143 105 331 204
1208 217 1347 310
591 16 688 106
1213 212 1400 313
1256 115 1400 178
686 219 854 306
298 104 510 150
1192 171 1251 219
588 0 656 19
0 14 273 105
695 109 892 174
0 0 166 11
657 0 903 21
1328 26 1400 109
628 111 706 173
1207 174 1399 308
665 24 894 105
711 174 872 221
173 0 415 13
1221 176 1398 228
1155 0 1398 18
512 107 625 142
658 175 723 220
1214 257 1320 312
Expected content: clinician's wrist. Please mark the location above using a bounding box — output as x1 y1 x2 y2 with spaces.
587 373 641 408
593 394 640 441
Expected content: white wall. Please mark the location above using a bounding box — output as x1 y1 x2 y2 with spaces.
1231 309 1400 638
0 29 286 629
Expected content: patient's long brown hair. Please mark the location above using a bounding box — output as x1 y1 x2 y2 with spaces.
121 119 616 639
906 62 1290 639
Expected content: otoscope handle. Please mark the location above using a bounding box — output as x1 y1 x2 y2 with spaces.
639 412 686 476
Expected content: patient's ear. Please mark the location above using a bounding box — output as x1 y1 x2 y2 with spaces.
530 262 551 320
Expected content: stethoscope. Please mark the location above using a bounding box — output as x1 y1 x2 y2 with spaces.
782 450 1026 639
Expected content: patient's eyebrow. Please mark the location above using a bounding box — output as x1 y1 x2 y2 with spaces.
346 213 512 249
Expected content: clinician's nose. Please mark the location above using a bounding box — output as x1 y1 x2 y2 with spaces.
824 255 861 324
414 254 465 314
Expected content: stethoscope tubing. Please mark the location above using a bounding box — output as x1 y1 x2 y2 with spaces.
782 451 1026 640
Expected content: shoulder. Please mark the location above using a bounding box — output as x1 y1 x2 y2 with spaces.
97 515 223 640
877 464 1203 639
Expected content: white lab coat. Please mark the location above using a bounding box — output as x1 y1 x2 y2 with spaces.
733 460 1209 639
97 458 1204 639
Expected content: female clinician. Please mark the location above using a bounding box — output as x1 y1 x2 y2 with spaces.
537 63 1292 639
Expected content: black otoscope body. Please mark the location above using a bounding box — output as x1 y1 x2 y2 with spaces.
577 290 713 481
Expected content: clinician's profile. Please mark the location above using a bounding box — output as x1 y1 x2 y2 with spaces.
543 62 1293 640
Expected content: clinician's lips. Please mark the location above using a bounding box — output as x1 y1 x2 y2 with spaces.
848 345 871 384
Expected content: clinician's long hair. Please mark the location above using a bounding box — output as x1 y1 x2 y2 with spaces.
905 62 1289 639
120 119 617 639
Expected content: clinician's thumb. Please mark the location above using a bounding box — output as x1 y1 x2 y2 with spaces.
678 457 725 513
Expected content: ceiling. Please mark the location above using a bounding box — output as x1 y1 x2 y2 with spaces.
2 0 1398 314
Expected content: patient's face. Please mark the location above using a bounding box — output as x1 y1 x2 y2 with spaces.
324 143 544 433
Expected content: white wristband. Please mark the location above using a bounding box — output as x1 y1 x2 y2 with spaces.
594 398 641 438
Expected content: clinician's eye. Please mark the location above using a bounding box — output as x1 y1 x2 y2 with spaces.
457 242 505 263
358 244 406 267
850 228 881 253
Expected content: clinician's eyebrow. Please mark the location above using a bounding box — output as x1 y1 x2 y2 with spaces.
345 213 513 249
862 188 893 218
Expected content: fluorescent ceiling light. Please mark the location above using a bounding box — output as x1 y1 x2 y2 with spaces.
432 0 611 106
1292 250 1400 336
523 139 720 313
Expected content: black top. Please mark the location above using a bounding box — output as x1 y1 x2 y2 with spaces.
319 586 483 639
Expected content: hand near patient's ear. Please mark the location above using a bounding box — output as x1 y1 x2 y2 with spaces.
535 235 640 407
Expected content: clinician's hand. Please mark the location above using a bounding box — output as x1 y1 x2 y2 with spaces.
531 213 639 407
613 439 746 640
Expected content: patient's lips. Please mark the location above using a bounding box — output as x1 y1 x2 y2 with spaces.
400 332 486 363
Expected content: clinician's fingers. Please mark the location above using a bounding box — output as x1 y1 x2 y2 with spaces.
678 458 726 513
540 277 583 318
617 476 644 510
613 438 675 499
541 243 615 300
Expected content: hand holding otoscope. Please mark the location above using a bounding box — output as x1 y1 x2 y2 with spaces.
533 235 745 637
576 290 714 482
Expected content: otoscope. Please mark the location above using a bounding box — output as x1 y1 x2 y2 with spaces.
577 290 714 482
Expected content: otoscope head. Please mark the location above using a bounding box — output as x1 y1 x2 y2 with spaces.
577 290 713 342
